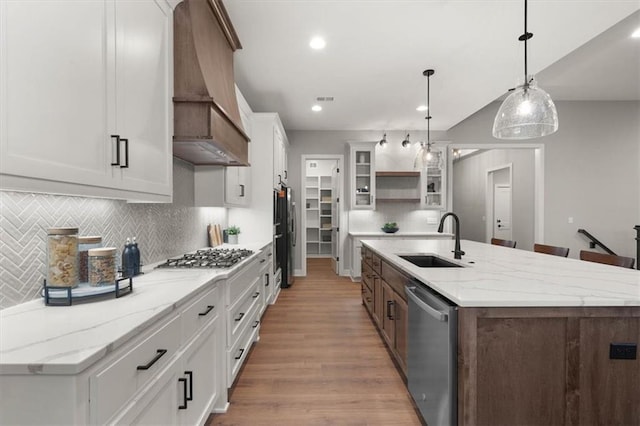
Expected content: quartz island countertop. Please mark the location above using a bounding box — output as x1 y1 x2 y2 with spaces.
349 231 453 238
362 239 640 307
0 241 271 375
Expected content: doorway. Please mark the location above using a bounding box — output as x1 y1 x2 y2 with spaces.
486 164 513 243
300 155 344 277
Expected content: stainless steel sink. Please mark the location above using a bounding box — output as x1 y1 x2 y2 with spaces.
399 255 463 268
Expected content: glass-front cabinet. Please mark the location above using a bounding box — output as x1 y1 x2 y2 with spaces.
349 142 376 210
420 147 446 209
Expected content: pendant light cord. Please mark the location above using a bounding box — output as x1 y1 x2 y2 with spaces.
426 73 430 145
519 0 533 87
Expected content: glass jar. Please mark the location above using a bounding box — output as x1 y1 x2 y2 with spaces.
46 227 79 288
88 247 117 287
78 236 102 284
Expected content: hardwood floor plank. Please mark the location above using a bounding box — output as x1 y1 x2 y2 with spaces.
209 258 422 425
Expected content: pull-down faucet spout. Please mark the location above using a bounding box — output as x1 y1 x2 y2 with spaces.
438 212 465 260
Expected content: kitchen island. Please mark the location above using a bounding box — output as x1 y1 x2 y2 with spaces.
361 238 639 426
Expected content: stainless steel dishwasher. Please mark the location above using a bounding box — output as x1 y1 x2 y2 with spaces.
405 282 458 426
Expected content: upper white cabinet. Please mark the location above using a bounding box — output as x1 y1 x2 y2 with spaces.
272 124 289 188
420 146 447 209
349 142 376 210
0 0 173 202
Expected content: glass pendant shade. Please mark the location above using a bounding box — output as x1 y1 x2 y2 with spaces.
414 143 434 169
493 80 558 139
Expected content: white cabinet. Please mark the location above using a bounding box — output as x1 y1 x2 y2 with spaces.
273 123 289 188
420 147 447 209
0 0 173 202
349 142 377 210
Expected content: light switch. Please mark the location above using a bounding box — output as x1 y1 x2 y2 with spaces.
568 217 574 224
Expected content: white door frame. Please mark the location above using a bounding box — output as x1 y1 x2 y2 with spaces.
300 154 345 277
486 164 513 243
446 143 545 243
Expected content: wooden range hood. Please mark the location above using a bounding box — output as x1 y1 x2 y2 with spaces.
173 0 249 166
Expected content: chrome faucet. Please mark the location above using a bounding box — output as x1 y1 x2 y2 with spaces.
438 212 465 260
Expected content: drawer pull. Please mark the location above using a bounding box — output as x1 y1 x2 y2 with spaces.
252 320 260 328
235 312 245 322
185 371 193 401
265 274 270 287
136 349 167 371
252 291 260 299
178 377 188 409
366 297 372 302
260 258 266 263
235 348 245 360
198 305 215 316
387 300 395 320
268 252 272 257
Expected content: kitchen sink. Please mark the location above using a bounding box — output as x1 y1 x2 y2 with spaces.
399 255 463 268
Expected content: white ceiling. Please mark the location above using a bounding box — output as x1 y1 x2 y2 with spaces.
225 1 640 132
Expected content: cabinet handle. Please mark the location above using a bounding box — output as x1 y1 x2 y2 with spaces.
252 291 260 298
252 320 260 328
366 297 372 302
260 258 266 263
198 305 214 316
136 349 167 370
268 252 272 257
235 348 245 360
120 138 129 168
284 170 288 179
265 273 270 286
240 184 245 197
110 135 120 166
185 371 193 401
387 300 394 320
235 312 245 322
178 377 188 409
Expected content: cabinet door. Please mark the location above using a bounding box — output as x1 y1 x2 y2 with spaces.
0 0 111 189
350 143 376 210
381 281 395 346
179 321 221 426
422 147 446 209
373 274 383 326
393 294 408 374
273 125 283 188
114 0 172 197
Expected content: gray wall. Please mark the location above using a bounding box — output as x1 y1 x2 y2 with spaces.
0 159 227 309
452 149 536 250
447 100 640 260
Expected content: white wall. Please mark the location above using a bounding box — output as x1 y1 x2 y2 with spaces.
447 100 640 260
452 149 536 250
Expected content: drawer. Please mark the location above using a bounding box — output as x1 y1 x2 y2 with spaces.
363 282 373 314
181 284 220 344
227 257 261 304
361 263 373 291
227 310 260 386
227 278 261 347
90 314 180 425
371 253 382 274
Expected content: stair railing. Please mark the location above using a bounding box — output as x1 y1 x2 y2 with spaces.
577 229 616 255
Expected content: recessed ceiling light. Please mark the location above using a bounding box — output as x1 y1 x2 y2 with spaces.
416 105 428 112
632 28 640 38
311 104 322 112
309 36 326 50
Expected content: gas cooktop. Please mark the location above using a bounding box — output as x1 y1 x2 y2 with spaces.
157 248 254 269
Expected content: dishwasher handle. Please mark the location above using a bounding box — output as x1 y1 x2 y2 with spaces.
406 286 449 322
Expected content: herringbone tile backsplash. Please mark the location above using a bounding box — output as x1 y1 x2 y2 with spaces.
0 190 226 310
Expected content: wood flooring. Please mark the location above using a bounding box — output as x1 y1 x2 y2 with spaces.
209 258 422 426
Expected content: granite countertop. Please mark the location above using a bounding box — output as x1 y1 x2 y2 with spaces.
362 239 640 308
0 241 271 375
349 231 453 237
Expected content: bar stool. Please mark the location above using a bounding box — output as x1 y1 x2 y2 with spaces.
534 243 569 258
579 250 635 269
491 238 516 248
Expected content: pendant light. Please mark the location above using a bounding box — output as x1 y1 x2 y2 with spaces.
414 69 435 169
493 0 558 139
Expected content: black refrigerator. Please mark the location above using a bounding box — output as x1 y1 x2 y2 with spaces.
275 185 296 288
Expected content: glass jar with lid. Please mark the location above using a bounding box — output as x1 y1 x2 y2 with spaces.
78 236 102 284
46 227 79 288
88 247 117 287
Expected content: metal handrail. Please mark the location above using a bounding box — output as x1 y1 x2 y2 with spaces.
577 229 616 255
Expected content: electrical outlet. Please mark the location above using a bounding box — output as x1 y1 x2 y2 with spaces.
568 217 574 224
609 343 637 360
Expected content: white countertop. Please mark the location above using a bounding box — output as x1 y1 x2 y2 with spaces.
0 241 271 375
349 231 453 237
362 239 640 308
